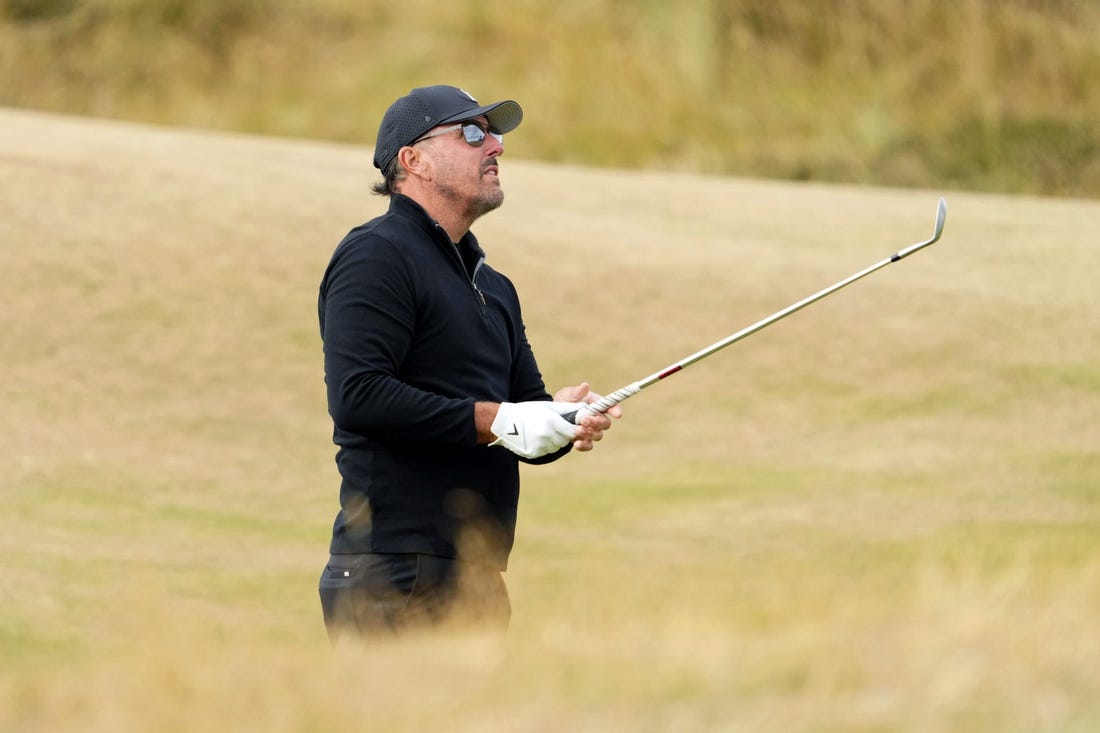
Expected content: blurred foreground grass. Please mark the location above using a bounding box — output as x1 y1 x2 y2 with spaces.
1 0 1099 197
1 107 1099 731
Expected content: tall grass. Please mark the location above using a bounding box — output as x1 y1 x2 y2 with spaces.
2 0 1098 196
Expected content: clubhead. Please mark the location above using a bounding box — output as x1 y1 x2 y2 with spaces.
892 197 947 260
931 197 947 243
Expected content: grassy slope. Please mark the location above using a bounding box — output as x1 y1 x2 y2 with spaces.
1 107 1098 731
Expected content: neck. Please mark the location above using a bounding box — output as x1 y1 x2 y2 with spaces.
398 186 472 243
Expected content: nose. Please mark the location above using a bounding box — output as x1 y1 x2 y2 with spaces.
484 133 504 157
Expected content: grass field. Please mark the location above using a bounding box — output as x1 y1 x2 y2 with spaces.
3 0 1099 197
1 107 1098 732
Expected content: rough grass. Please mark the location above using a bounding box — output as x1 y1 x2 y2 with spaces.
1 107 1099 731
2 0 1099 197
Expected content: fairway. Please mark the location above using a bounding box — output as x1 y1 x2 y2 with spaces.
2 107 1098 732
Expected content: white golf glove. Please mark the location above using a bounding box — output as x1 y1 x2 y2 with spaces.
490 401 582 459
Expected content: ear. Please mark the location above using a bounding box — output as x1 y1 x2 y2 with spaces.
397 145 431 182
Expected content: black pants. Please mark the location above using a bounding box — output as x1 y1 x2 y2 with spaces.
318 553 511 642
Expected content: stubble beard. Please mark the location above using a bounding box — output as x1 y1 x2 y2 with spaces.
438 164 505 224
468 186 504 221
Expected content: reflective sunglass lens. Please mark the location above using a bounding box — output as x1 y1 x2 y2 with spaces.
461 125 486 145
460 124 503 147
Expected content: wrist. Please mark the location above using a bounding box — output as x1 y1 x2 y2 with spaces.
475 401 501 444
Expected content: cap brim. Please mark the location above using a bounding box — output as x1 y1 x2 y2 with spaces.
441 100 523 134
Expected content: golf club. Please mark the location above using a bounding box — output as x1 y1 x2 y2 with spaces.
566 197 948 424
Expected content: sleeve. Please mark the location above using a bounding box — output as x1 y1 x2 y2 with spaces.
503 281 553 405
497 277 573 465
320 235 478 446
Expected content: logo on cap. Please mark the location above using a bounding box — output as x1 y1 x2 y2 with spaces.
458 88 477 103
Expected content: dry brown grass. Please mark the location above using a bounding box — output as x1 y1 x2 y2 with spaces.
1 107 1099 731
2 0 1099 196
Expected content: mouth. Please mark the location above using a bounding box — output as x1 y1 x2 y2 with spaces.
482 159 500 178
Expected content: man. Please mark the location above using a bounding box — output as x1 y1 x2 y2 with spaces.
317 85 620 641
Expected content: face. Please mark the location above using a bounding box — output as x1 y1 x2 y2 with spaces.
417 115 506 221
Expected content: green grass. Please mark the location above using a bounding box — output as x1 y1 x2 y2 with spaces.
1 107 1099 731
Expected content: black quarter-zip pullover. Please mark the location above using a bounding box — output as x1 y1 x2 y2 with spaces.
318 195 566 569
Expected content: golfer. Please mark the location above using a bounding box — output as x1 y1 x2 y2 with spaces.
317 85 621 641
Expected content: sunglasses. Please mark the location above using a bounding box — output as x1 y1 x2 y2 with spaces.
412 121 503 148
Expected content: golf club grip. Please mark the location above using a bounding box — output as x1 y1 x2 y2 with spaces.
560 385 641 424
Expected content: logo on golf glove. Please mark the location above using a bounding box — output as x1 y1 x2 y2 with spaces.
490 401 582 459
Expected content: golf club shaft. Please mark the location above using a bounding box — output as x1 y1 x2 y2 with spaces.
567 197 947 423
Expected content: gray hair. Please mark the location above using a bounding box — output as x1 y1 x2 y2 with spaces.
371 157 407 196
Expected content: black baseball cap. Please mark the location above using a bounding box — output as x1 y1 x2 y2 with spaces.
372 85 524 171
